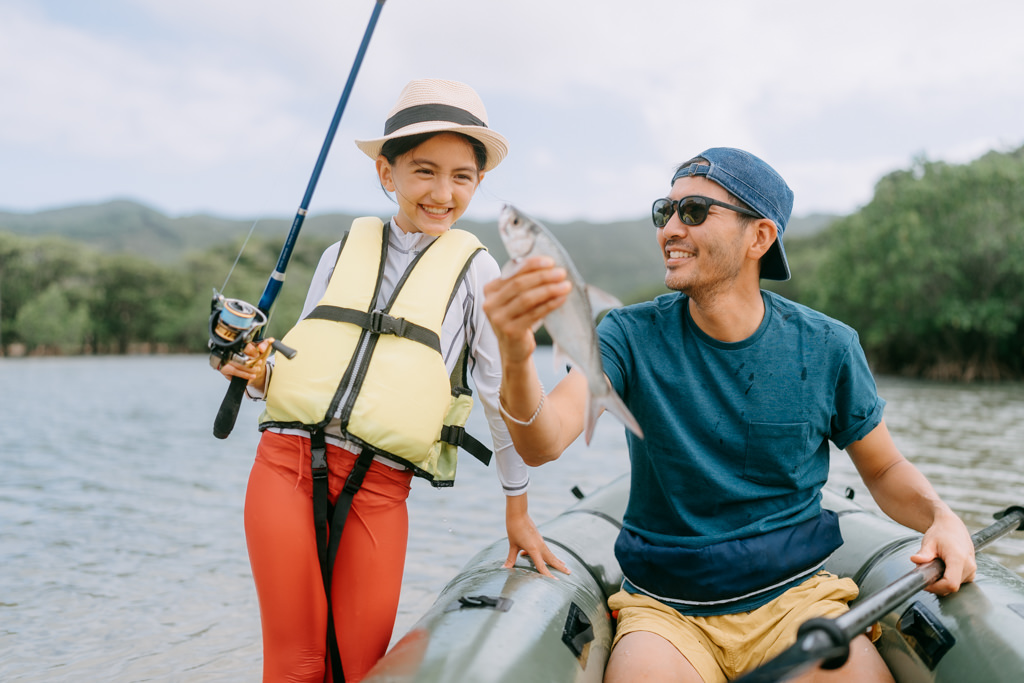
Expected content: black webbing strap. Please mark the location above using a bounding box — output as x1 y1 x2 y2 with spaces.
306 305 441 354
440 423 492 466
310 429 343 682
326 449 375 584
311 434 376 683
441 347 492 466
311 429 331 591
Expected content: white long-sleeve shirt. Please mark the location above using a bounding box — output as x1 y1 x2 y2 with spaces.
255 219 529 496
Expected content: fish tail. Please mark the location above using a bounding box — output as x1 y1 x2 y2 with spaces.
586 380 644 444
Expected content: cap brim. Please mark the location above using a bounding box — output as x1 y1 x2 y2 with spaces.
761 237 791 281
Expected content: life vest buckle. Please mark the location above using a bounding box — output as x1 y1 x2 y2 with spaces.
369 310 407 338
310 430 328 478
441 424 465 445
342 473 363 496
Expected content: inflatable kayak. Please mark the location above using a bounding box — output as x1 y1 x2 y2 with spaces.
363 473 1024 682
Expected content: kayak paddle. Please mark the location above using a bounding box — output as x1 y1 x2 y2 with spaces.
733 504 1024 683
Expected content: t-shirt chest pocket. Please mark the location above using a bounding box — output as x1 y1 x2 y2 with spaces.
743 421 811 488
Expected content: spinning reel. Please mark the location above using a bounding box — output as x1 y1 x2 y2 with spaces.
208 290 296 370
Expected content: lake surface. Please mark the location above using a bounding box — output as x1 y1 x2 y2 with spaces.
2 354 1023 681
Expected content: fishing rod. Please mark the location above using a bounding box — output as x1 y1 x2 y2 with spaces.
733 503 1024 683
209 0 388 439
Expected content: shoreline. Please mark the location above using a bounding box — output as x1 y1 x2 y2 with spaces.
4 344 1020 384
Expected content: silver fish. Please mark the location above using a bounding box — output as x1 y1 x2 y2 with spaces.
498 204 643 444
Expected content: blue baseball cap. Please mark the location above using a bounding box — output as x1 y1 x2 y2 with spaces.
672 147 794 281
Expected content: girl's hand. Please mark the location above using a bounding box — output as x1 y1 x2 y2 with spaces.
218 339 273 389
502 493 570 579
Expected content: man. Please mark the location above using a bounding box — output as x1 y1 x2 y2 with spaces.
483 147 976 683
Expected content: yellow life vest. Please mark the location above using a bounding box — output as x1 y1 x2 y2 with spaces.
259 217 491 486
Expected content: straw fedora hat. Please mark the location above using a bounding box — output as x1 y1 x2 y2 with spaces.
355 79 509 172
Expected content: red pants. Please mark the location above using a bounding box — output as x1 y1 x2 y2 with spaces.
245 431 413 682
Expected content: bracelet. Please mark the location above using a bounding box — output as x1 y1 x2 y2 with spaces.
498 383 546 426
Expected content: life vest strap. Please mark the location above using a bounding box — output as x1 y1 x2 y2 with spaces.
309 429 343 682
440 424 492 466
306 305 441 354
323 447 374 683
310 429 330 590
309 431 377 683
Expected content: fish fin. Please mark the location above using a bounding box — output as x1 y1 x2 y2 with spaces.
593 378 643 441
585 285 624 317
500 258 525 278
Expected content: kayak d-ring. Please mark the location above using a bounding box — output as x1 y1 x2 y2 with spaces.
562 602 595 659
898 601 956 670
445 594 514 612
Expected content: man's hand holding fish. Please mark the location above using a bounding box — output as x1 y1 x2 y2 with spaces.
483 205 643 464
485 255 571 362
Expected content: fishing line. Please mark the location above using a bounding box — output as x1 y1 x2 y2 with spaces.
210 0 388 440
220 219 260 293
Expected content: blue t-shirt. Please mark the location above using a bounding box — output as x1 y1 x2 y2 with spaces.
599 290 885 613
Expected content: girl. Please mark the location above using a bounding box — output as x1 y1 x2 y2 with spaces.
221 79 567 682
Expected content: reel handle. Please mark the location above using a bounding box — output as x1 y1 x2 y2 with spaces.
272 339 297 360
213 376 248 439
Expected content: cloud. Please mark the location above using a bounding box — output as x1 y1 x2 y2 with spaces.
1 3 316 164
2 0 1023 221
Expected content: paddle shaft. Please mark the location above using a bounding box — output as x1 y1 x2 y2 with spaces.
212 0 387 440
833 505 1024 638
734 505 1024 683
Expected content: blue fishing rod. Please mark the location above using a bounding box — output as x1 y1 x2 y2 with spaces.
209 0 388 439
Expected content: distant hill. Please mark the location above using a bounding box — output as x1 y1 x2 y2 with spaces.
0 200 348 263
783 212 837 239
0 200 839 302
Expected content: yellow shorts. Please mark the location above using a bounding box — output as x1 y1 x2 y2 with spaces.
609 571 859 683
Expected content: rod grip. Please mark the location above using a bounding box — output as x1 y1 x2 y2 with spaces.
213 376 248 439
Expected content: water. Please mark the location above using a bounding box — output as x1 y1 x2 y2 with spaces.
2 354 1023 681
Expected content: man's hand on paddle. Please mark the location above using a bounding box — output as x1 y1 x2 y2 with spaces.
847 419 977 596
912 510 977 595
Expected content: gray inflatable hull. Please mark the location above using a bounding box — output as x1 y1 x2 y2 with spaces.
364 474 1024 682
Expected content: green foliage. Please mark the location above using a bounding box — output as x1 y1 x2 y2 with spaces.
762 229 833 302
14 284 90 352
0 217 338 355
806 147 1024 380
0 232 98 350
91 255 183 353
5 152 1023 383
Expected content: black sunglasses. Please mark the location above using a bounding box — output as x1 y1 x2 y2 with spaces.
651 195 762 228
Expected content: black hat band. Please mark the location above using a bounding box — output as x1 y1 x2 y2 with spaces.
384 103 487 135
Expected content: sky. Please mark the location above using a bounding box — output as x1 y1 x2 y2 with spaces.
3 0 1024 225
